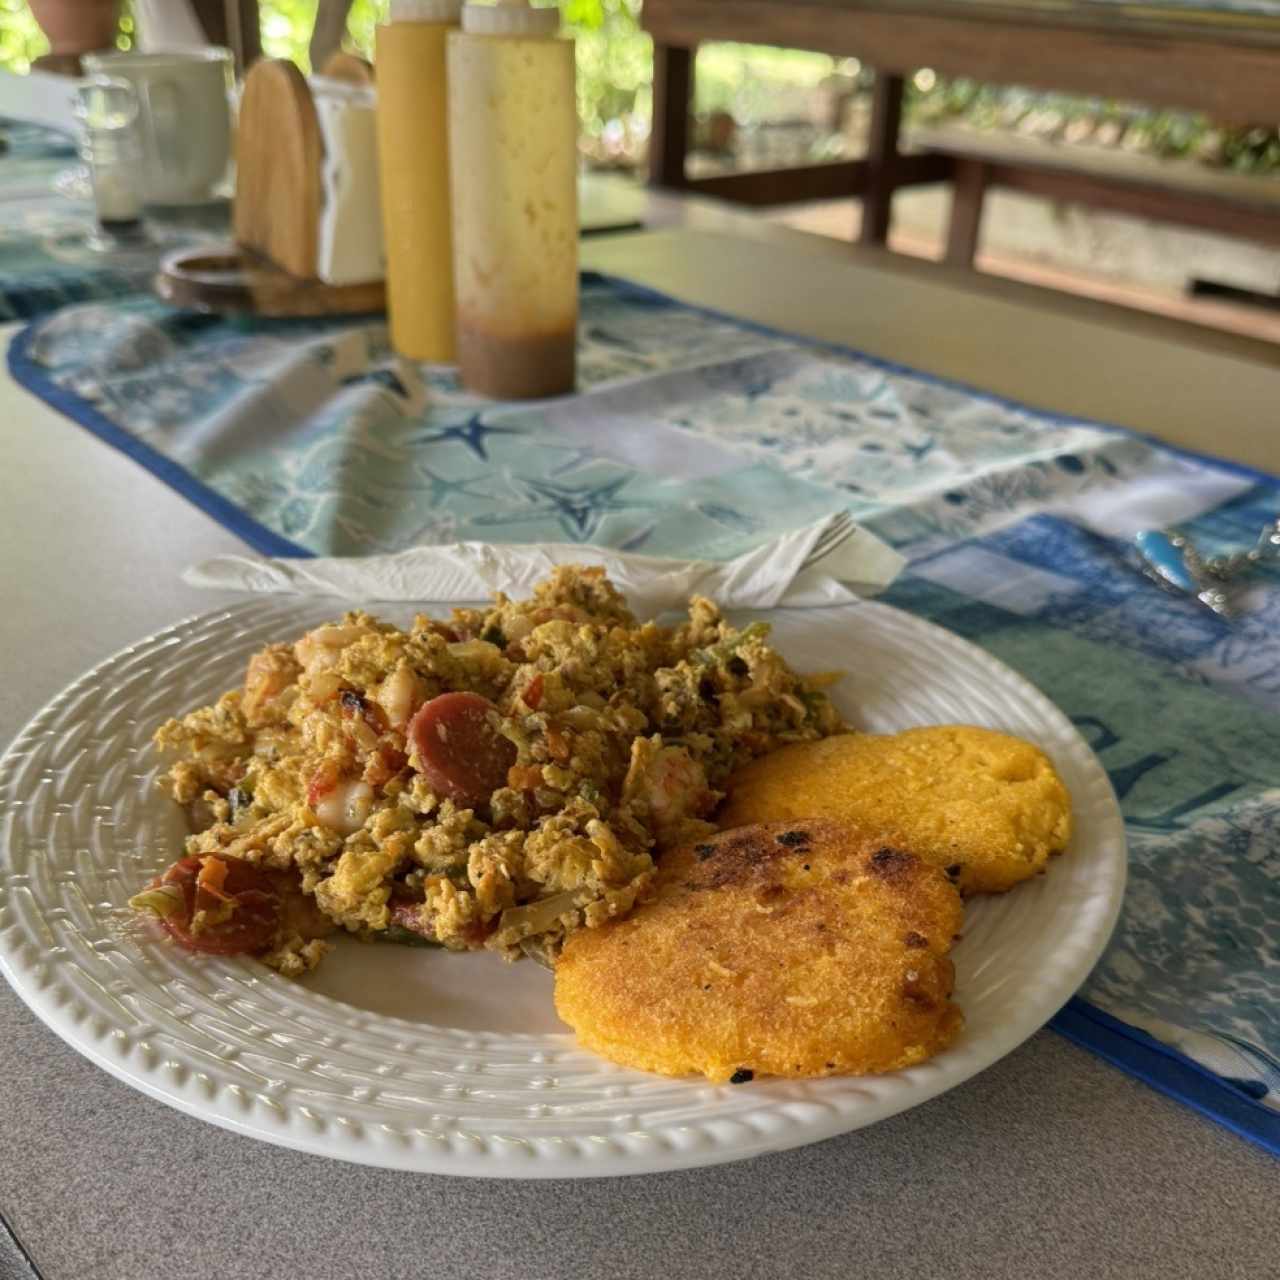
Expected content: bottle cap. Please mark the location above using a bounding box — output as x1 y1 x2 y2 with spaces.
390 0 462 21
461 0 559 36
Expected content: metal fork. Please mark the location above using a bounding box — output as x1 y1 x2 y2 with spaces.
798 510 856 574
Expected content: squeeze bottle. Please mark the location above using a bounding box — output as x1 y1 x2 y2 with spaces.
375 0 462 361
448 0 578 398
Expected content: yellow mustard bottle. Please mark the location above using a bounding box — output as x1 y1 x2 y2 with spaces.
375 0 461 362
448 0 578 398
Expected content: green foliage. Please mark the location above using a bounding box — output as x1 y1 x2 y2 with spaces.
258 0 319 66
231 0 833 143
903 73 1280 174
342 0 383 64
693 43 833 119
253 0 640 133
4 0 1277 175
561 0 606 27
0 0 46 72
571 0 648 138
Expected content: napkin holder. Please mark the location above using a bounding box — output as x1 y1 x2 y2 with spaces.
157 58 386 317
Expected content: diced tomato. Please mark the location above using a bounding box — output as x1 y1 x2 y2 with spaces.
144 855 280 955
195 855 230 901
523 672 544 710
307 760 340 809
407 692 517 808
507 763 544 791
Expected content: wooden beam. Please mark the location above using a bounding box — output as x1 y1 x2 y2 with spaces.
689 161 868 205
649 43 693 190
189 0 261 73
945 157 989 266
889 152 953 187
641 0 1280 121
859 72 904 245
981 161 1280 249
683 153 951 207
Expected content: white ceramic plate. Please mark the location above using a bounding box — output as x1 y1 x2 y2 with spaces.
0 598 1125 1177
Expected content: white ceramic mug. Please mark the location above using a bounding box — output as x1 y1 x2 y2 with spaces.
82 48 233 204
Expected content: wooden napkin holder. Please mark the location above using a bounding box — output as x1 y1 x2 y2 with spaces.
158 58 385 317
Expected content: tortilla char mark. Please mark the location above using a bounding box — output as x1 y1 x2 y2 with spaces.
555 817 967 1083
868 848 915 880
717 725 1073 896
681 821 828 891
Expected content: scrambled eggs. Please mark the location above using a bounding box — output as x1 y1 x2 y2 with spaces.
145 567 842 974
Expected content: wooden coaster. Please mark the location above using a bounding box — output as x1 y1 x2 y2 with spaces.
155 245 386 318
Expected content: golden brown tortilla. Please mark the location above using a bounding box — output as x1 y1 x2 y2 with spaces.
554 820 964 1082
718 726 1072 895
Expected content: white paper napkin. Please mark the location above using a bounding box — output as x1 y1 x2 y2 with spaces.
310 76 385 286
183 514 905 615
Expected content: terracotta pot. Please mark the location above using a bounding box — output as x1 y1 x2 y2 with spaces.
28 0 121 56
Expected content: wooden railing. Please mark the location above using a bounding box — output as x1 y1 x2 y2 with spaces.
642 0 1280 266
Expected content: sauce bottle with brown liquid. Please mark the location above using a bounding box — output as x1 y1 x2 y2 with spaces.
447 0 577 399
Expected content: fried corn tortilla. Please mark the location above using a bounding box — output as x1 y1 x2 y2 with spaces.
718 725 1072 895
554 820 964 1082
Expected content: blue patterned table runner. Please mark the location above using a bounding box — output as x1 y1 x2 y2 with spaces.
9 269 1280 1157
0 115 226 321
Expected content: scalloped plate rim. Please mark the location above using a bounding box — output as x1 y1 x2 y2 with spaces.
0 597 1127 1178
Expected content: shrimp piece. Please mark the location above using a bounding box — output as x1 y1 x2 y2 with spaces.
242 644 301 727
293 624 366 676
311 775 374 836
623 738 717 847
375 661 423 730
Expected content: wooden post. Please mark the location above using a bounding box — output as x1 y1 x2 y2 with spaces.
858 71 904 245
649 43 693 189
945 157 989 266
310 0 355 73
189 0 262 73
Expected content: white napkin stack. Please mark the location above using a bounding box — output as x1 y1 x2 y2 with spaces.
184 514 906 615
311 76 385 286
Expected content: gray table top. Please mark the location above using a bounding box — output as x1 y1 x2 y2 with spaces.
2 227 1277 1278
